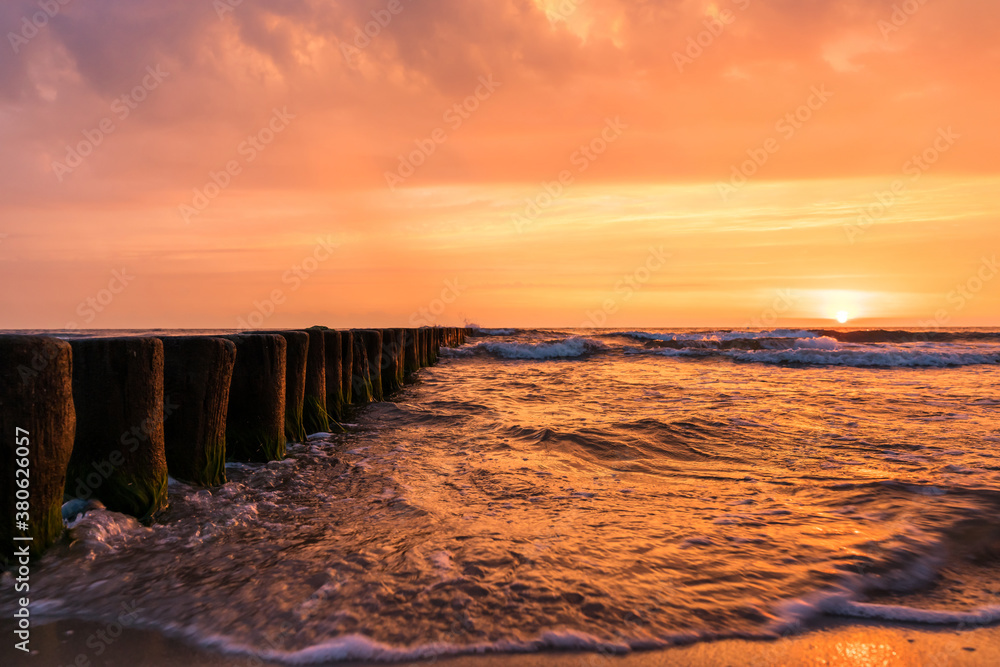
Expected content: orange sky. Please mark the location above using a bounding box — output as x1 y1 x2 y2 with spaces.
1 0 998 329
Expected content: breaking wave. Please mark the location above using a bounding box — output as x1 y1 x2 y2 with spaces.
450 336 609 359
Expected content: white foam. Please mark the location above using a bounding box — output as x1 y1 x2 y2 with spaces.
65 509 148 555
823 597 1000 624
429 551 454 570
793 336 838 350
623 329 819 342
166 627 651 664
727 347 1000 368
476 337 609 360
473 328 516 336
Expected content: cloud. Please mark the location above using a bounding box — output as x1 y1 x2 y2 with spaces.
1 0 997 326
1 0 996 200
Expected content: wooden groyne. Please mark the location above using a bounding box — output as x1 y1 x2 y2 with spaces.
1 327 468 558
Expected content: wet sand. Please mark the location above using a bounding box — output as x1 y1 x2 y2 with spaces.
5 618 998 666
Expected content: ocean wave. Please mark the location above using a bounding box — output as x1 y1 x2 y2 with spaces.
775 589 1000 632
166 628 651 664
639 344 999 367
769 499 1000 633
729 347 1000 368
826 599 1000 624
63 507 149 556
816 329 1000 344
792 336 839 350
460 336 609 360
621 329 820 343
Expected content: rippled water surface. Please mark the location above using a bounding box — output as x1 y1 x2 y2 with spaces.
3 327 1000 662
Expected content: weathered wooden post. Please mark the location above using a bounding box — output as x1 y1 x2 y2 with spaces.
161 336 236 487
403 328 419 376
393 328 406 388
0 336 76 559
225 333 286 461
429 328 440 365
340 330 353 410
421 328 432 366
323 330 345 421
350 330 373 404
361 330 383 401
66 337 168 522
380 328 405 395
302 327 330 434
263 331 308 443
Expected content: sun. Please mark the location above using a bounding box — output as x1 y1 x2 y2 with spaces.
836 311 850 324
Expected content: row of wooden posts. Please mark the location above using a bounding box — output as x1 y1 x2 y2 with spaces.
0 327 470 561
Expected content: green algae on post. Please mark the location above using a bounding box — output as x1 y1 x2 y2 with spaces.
323 329 345 421
302 327 330 434
0 335 76 560
339 330 353 410
360 329 384 401
264 330 307 444
350 330 373 404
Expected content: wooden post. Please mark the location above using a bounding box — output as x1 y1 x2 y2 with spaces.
224 334 287 461
302 328 330 434
0 335 76 559
161 336 236 487
66 337 168 522
350 330 373 404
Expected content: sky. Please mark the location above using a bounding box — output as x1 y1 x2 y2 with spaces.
1 0 998 329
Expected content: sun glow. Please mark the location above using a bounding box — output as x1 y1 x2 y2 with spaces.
836 311 850 324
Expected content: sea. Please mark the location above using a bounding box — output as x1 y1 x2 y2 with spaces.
3 327 1000 662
